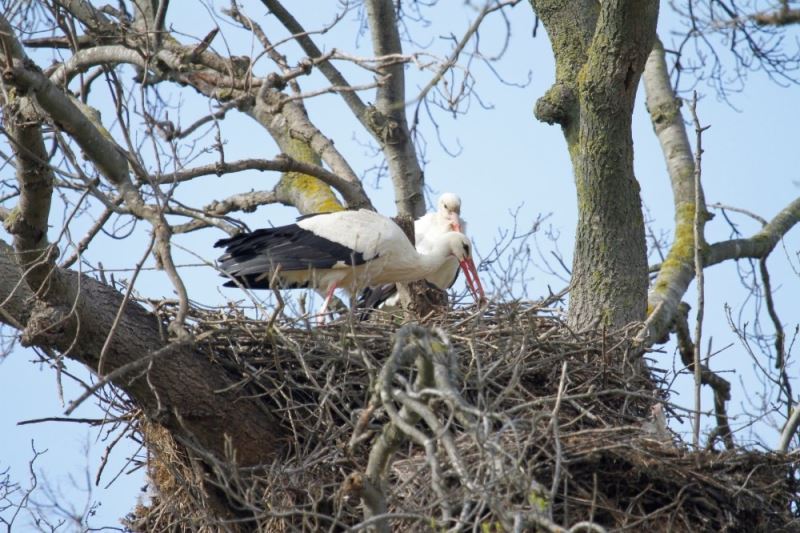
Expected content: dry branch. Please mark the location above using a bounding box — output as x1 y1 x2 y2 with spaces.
152 156 371 210
639 38 800 348
364 0 425 217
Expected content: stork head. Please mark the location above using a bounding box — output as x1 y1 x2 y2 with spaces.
439 232 486 304
437 192 463 232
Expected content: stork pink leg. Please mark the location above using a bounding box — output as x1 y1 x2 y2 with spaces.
317 283 338 325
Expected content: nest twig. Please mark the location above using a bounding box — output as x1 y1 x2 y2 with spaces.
123 300 798 532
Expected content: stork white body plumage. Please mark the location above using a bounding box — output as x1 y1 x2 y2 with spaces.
360 193 468 311
415 192 466 250
415 193 467 289
215 209 484 319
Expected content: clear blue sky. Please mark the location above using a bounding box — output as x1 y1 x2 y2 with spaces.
1 2 798 528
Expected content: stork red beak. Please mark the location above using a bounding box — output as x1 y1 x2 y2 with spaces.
459 257 486 304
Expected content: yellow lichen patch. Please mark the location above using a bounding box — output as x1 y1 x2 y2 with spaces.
2 205 21 231
748 230 773 252
590 268 605 290
286 135 319 164
528 489 549 513
650 202 699 296
216 87 235 101
278 136 344 214
430 339 449 354
480 521 505 533
278 172 343 214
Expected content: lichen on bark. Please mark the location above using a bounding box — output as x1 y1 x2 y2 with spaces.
531 0 659 331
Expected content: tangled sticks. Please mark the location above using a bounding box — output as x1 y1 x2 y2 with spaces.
128 301 795 531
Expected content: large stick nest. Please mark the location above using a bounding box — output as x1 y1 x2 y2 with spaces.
128 301 798 532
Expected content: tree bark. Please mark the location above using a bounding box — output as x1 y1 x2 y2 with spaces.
531 0 658 331
639 37 706 345
365 0 426 217
0 241 282 466
636 39 800 346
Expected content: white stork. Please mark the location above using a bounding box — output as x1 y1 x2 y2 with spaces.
359 192 469 311
214 209 484 319
415 192 466 246
415 192 467 289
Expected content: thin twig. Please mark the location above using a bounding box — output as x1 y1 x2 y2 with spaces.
690 92 709 449
97 233 156 374
549 360 568 519
759 258 791 417
66 341 188 416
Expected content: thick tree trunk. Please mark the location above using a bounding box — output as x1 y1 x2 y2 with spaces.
531 0 658 331
0 241 282 467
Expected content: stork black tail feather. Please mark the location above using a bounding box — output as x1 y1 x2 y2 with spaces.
221 274 310 290
354 283 398 321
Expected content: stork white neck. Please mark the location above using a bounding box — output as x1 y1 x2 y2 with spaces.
385 232 467 284
413 237 458 277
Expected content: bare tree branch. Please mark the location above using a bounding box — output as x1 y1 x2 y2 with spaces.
779 403 800 452
258 0 371 124
413 0 521 110
59 200 122 269
671 303 734 451
51 0 115 34
2 62 148 215
638 38 800 349
0 16 56 290
152 156 370 209
365 0 425 217
0 240 283 466
50 45 149 87
638 37 706 347
2 45 219 336
752 7 800 26
706 196 800 265
43 6 356 218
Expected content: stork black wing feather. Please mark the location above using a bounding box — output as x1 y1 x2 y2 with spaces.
215 224 367 289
